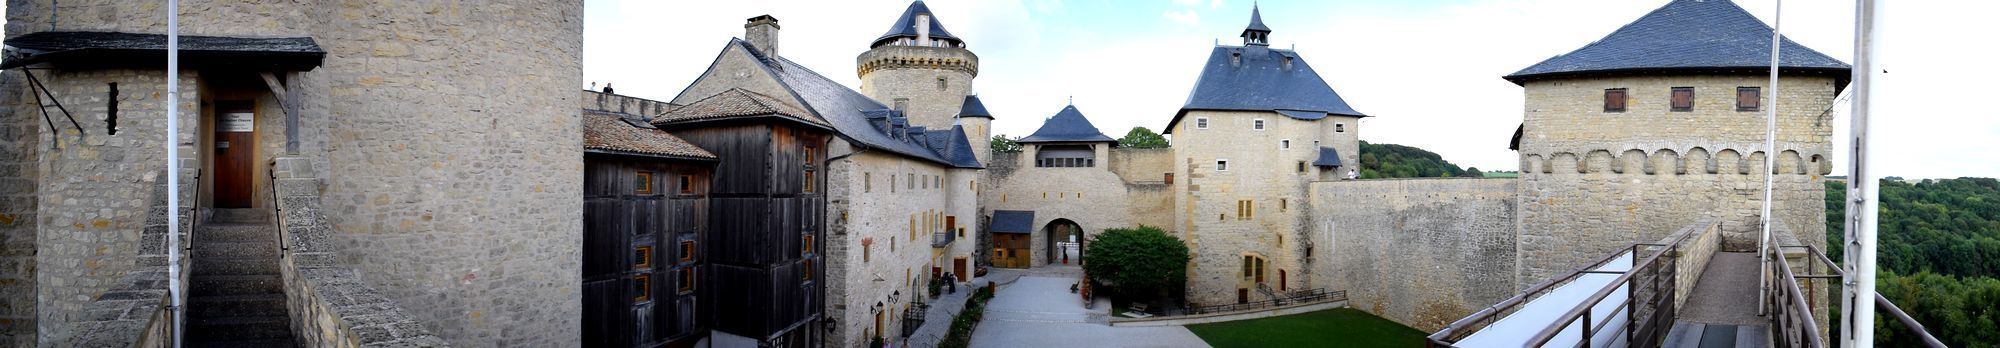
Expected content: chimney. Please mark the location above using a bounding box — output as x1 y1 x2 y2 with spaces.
915 13 931 46
745 15 781 59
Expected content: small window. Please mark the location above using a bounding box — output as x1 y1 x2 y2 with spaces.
937 77 948 91
1164 173 1174 184
1335 123 1345 133
1237 200 1254 220
679 175 694 194
958 227 965 237
1604 88 1628 112
894 98 910 112
804 146 815 164
678 269 694 294
679 241 696 263
1297 161 1306 173
908 174 914 189
803 235 814 255
1671 87 1693 112
1253 119 1266 130
635 273 653 301
1280 199 1288 212
1280 139 1291 149
1196 118 1209 129
803 259 814 280
866 172 873 192
636 171 654 194
635 246 653 269
805 171 815 193
864 242 871 262
1737 87 1760 111
1216 159 1229 172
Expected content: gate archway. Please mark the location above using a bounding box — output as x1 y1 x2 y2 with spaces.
1044 219 1082 265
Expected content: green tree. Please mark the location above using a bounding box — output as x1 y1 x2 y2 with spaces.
1084 225 1190 300
1117 127 1170 149
1825 177 2000 347
1357 141 1470 179
990 134 1022 153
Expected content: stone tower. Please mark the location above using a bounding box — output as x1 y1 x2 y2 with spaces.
958 95 995 164
858 0 979 132
1505 0 1847 284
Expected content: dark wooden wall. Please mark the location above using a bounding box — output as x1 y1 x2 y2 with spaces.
583 154 711 347
668 121 827 343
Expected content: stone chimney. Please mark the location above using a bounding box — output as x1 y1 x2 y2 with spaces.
915 13 931 46
745 15 780 59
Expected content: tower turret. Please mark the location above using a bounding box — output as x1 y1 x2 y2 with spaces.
1241 4 1272 46
858 1 980 132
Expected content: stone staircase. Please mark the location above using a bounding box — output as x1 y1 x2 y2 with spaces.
186 208 296 347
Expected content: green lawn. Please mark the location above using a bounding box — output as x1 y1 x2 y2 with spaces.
1186 308 1427 348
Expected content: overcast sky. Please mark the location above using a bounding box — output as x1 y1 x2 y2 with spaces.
581 0 1998 179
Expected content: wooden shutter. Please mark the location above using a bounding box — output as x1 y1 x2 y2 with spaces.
1737 87 1760 111
1604 89 1627 112
1671 87 1694 111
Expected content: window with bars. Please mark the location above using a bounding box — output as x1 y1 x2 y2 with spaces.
1196 117 1209 129
1671 87 1694 112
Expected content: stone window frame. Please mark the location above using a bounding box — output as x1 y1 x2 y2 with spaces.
1196 117 1209 129
1253 118 1267 131
1216 159 1229 172
1236 199 1255 220
865 172 873 192
1280 139 1291 149
1335 123 1345 133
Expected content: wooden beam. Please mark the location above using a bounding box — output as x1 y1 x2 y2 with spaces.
260 71 302 154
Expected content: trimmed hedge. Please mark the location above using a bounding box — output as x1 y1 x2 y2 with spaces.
938 286 996 348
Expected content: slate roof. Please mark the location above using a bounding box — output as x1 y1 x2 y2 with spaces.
0 31 325 70
1313 146 1343 167
1167 45 1366 134
871 1 961 48
709 39 979 168
1504 0 1851 85
1019 105 1115 144
1242 5 1271 36
991 210 1036 234
583 110 716 160
958 95 993 118
653 88 829 129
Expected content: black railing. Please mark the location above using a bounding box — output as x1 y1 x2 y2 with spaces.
268 166 287 257
901 301 928 338
1428 219 1708 348
1186 288 1345 315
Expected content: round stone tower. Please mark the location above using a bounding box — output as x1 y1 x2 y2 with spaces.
858 1 979 131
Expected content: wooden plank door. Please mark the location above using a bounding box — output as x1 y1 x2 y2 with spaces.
953 258 967 282
213 103 255 208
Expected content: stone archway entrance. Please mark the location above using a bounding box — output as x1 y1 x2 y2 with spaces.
1044 219 1082 265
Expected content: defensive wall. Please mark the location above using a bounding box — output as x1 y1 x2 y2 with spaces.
1308 178 1518 332
980 147 1172 269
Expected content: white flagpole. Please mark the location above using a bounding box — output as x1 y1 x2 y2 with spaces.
165 0 184 346
1842 0 1883 345
1756 0 1783 316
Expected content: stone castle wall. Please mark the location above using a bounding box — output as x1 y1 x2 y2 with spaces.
825 149 976 348
1514 75 1834 288
856 46 977 131
309 2 585 345
1170 109 1355 306
982 145 1171 269
1308 178 1518 332
0 69 42 346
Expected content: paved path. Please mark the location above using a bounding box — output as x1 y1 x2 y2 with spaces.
1679 252 1767 326
967 265 1209 348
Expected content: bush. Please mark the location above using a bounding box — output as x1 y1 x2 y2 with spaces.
1083 226 1190 300
939 286 995 348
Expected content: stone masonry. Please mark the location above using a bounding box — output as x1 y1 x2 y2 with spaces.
1307 178 1517 332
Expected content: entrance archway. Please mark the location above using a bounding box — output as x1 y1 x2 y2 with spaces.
1044 219 1082 265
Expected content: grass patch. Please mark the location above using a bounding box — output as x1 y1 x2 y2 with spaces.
1186 308 1426 348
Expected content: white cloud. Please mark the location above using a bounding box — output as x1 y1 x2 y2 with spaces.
1164 9 1201 26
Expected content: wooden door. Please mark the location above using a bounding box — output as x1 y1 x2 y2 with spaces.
953 258 967 282
873 311 884 339
1279 270 1287 291
213 103 255 208
1237 289 1249 304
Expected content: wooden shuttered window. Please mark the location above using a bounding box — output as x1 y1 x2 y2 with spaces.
1737 87 1760 111
1604 89 1627 112
1671 87 1694 112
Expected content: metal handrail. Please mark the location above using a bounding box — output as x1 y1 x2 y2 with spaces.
268 166 287 256
1430 219 1708 346
1524 239 1683 346
1875 293 1948 347
1766 244 1824 348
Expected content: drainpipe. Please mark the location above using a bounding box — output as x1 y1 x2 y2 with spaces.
165 0 185 346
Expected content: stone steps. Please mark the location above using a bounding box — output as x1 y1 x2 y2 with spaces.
187 216 295 347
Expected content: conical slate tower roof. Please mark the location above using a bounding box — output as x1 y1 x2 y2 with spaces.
871 1 960 48
1504 0 1850 85
958 95 992 118
1241 4 1271 36
1019 105 1114 143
